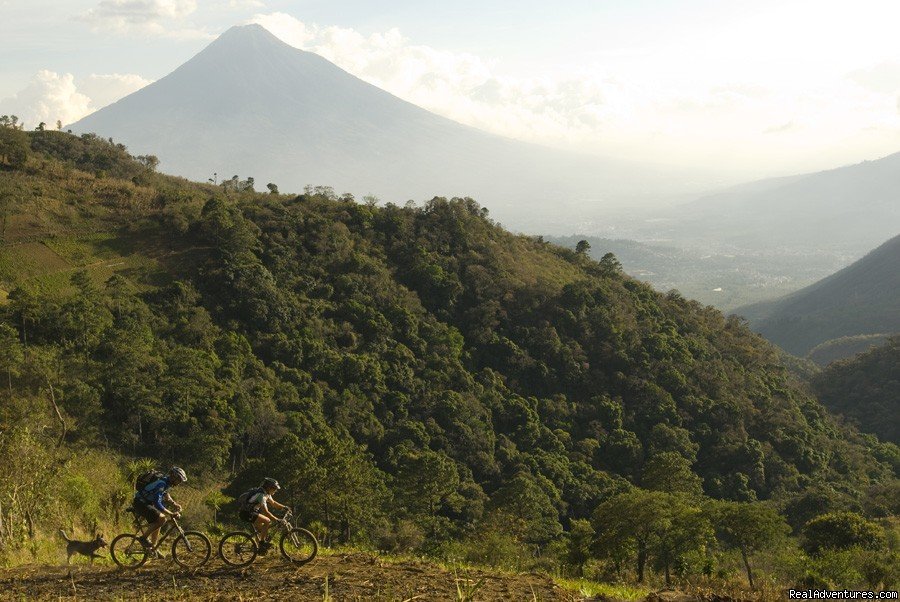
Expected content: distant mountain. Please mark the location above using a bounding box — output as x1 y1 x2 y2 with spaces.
69 24 676 232
657 152 900 254
811 336 900 444
735 233 900 356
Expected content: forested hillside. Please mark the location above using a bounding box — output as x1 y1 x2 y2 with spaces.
1 127 897 588
812 337 900 445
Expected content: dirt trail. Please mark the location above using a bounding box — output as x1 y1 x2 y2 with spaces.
0 552 580 601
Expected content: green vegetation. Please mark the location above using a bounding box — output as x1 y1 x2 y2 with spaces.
0 128 897 590
807 334 893 367
811 337 900 444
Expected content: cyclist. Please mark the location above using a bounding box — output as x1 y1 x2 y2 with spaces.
239 477 288 554
134 466 186 550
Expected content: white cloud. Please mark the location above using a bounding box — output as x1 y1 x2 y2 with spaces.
228 0 264 9
0 70 151 128
79 0 212 39
0 71 90 128
249 12 900 174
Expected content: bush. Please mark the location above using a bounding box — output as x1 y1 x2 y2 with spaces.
460 512 531 570
803 512 885 555
797 548 894 590
374 519 425 553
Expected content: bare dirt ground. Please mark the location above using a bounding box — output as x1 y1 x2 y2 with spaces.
0 551 581 601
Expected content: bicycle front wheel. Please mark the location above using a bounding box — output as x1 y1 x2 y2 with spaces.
280 527 318 565
172 530 211 569
218 531 258 567
110 533 149 569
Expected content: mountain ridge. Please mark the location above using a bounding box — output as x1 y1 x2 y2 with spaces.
735 233 900 356
651 151 900 254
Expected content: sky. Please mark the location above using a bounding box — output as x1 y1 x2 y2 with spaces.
2 0 900 180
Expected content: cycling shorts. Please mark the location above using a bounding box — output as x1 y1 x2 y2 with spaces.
239 509 260 523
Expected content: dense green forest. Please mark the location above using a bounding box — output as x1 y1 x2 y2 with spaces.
0 126 897 589
812 337 899 445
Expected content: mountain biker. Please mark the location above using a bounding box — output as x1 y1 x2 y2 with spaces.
134 466 186 550
239 477 288 554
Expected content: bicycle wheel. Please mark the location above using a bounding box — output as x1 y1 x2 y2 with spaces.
172 530 212 569
110 533 149 569
218 531 258 567
280 527 318 565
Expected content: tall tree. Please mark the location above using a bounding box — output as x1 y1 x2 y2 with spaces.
592 489 711 585
708 500 789 588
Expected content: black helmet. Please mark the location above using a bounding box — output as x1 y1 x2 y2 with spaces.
262 477 281 491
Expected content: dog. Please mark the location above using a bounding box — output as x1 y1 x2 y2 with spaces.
59 530 108 564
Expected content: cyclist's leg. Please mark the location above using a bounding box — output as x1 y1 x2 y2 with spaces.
254 514 272 541
138 505 167 546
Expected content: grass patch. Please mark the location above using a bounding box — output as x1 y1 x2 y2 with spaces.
43 233 119 267
0 242 70 283
555 577 651 600
0 231 169 297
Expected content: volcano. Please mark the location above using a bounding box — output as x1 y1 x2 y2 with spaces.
70 24 660 230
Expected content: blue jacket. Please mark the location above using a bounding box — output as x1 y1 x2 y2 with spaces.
135 477 172 512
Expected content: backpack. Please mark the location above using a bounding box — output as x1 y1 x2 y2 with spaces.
135 470 165 493
237 487 264 512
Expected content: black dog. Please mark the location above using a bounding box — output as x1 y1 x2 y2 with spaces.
59 530 108 564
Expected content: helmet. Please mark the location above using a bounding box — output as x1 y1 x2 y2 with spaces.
169 467 187 484
262 477 281 491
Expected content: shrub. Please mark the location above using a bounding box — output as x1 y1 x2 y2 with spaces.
803 512 885 555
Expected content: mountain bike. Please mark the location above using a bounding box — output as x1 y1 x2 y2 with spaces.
110 508 211 569
218 509 318 567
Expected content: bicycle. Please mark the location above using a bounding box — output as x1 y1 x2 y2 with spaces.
218 509 318 567
110 507 212 569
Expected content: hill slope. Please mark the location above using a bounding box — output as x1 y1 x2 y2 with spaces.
68 24 665 232
735 233 900 356
811 336 900 445
0 130 897 582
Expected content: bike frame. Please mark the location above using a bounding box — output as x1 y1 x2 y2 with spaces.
250 509 294 543
132 514 188 551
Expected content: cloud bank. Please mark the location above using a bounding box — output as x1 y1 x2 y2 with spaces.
79 0 212 39
0 71 152 128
